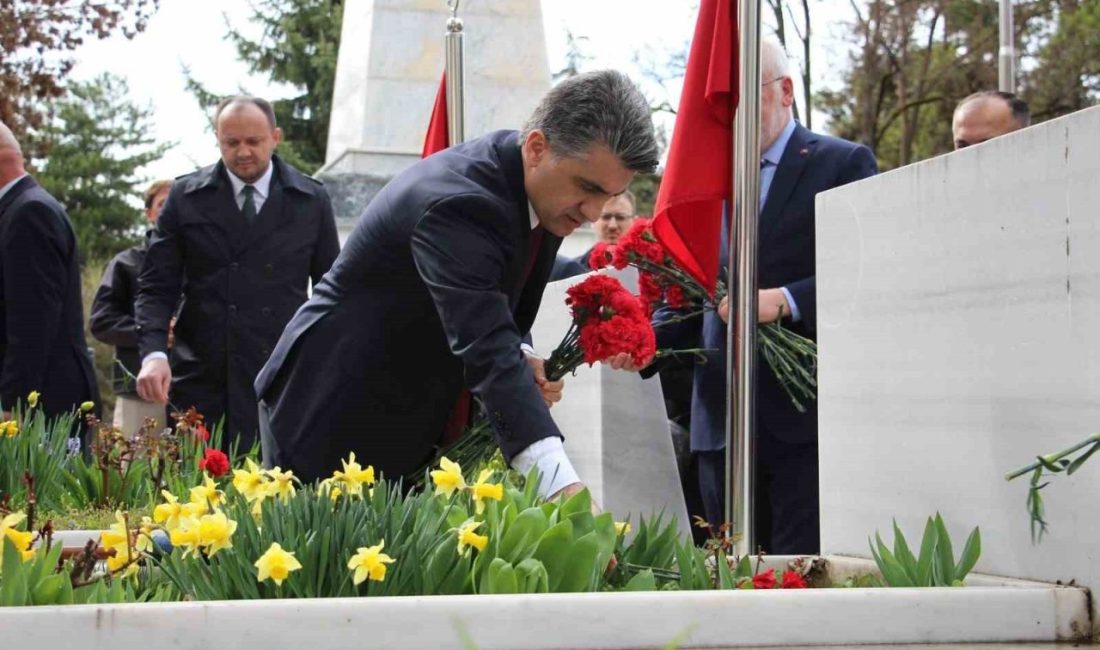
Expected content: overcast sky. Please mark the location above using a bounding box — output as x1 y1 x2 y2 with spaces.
67 0 853 182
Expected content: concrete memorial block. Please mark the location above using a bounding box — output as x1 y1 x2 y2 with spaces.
528 267 692 539
321 0 550 237
816 105 1100 624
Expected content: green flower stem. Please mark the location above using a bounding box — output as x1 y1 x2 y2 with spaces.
1005 432 1100 481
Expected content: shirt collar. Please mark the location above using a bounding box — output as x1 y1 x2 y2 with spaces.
225 161 274 200
527 202 539 230
762 118 797 167
0 173 28 204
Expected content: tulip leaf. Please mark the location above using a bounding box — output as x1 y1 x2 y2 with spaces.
872 533 913 587
623 569 657 591
555 531 601 593
514 558 550 593
483 557 519 594
891 519 919 584
499 507 549 564
933 514 956 585
532 519 574 592
717 551 736 590
30 573 68 605
915 517 938 586
954 526 981 581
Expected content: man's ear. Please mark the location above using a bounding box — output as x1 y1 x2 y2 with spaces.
273 127 284 146
522 129 549 167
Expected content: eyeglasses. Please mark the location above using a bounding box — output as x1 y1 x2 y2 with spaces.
761 76 785 87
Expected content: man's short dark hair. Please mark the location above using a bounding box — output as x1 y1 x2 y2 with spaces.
522 70 659 174
143 179 173 209
215 96 278 130
957 90 1031 128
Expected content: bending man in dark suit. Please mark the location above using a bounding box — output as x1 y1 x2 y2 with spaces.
255 70 659 499
648 39 878 553
135 96 340 450
0 121 99 420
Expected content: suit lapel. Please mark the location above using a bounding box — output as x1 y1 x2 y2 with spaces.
758 125 817 243
0 176 35 221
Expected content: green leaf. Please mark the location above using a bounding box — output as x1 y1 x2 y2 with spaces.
717 551 736 590
734 555 754 579
891 519 919 584
953 526 981 581
873 533 914 587
514 558 550 594
915 517 938 586
1067 442 1100 475
483 558 519 594
555 532 601 593
0 536 29 606
498 507 549 564
532 520 574 592
559 488 592 519
31 573 69 605
933 514 956 586
623 569 657 591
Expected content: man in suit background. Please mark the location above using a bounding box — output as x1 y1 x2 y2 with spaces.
952 90 1030 150
0 121 99 421
256 70 659 499
549 190 637 281
135 96 339 450
91 179 172 436
650 39 878 553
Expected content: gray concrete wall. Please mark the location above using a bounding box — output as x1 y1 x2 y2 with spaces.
816 106 1100 614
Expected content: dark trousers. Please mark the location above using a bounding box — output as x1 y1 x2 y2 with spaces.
696 434 820 555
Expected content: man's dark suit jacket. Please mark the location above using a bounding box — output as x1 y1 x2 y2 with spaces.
651 124 878 451
255 130 564 482
90 233 150 396
136 156 339 448
0 176 99 417
548 246 593 282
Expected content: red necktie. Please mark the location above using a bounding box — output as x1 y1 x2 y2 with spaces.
441 227 544 445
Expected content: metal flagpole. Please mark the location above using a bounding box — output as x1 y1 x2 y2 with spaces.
445 0 466 144
726 0 761 557
998 0 1016 92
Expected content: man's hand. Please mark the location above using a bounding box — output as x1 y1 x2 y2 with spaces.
526 353 564 408
604 351 653 372
716 289 791 325
137 357 172 404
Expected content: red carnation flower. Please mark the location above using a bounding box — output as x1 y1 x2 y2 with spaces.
781 571 808 589
611 219 664 269
589 242 612 270
199 448 230 477
752 568 777 589
194 423 210 443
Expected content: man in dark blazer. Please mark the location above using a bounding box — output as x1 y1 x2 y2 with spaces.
0 121 99 420
91 179 172 435
255 71 659 499
135 97 339 450
647 39 878 553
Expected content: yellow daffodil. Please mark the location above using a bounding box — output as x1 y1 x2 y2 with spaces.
80 401 95 413
101 511 138 577
153 490 185 530
197 511 237 557
456 520 488 555
181 499 208 518
319 478 343 502
347 540 395 585
189 475 224 509
26 391 39 408
255 542 302 586
1 513 35 564
470 469 504 515
614 521 632 537
333 452 375 497
430 456 466 497
233 458 268 502
1 420 18 438
250 499 264 521
169 517 202 558
264 466 297 502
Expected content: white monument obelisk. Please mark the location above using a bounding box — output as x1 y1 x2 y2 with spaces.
320 0 551 232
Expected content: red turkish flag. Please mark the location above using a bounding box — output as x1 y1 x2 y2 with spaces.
422 73 450 157
651 0 738 294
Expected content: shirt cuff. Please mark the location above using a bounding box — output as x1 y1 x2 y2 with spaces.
142 351 168 365
780 286 802 322
520 342 539 358
510 436 580 499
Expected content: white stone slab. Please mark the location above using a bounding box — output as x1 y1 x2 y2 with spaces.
323 0 550 176
529 267 692 538
816 105 1100 628
1 557 1089 648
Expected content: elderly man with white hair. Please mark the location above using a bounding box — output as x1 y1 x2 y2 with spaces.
650 38 878 554
0 121 99 422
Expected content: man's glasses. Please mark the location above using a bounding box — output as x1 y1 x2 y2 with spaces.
762 76 785 87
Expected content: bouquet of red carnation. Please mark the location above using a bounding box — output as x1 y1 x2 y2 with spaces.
593 219 818 412
544 275 656 381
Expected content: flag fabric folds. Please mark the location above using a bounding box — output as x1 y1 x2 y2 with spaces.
422 72 450 157
651 0 739 294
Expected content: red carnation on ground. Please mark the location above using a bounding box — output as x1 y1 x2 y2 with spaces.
752 568 777 589
199 448 230 477
781 570 808 589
